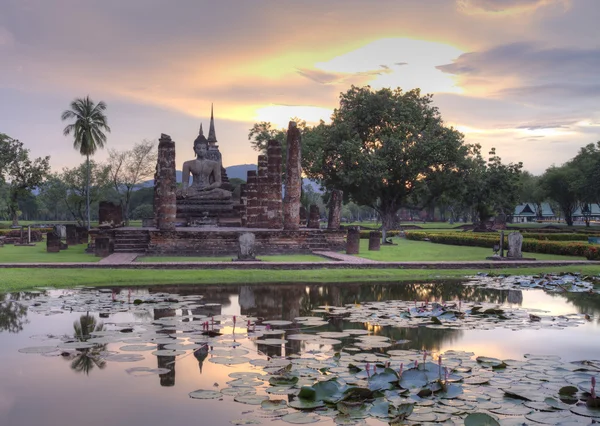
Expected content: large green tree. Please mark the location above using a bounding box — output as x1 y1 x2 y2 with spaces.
569 142 600 226
540 163 579 226
518 171 546 219
61 96 111 230
0 135 50 225
459 146 523 227
302 86 469 239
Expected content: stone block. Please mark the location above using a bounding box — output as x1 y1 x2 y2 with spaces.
46 232 61 253
95 236 112 257
308 205 320 229
346 227 360 255
99 201 123 226
368 231 381 251
237 233 257 260
77 226 89 244
507 232 523 258
65 224 78 245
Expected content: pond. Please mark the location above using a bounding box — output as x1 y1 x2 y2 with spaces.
1 276 599 425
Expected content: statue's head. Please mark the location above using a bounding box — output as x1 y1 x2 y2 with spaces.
194 139 208 159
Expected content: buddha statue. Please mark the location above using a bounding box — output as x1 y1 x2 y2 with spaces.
178 138 232 200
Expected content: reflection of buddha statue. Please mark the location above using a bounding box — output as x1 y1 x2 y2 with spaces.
178 138 231 200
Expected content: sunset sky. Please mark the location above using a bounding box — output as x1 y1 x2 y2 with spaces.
1 0 599 174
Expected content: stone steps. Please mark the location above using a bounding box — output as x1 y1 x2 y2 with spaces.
114 230 149 253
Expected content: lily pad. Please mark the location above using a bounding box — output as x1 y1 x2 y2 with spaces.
189 389 222 399
280 412 320 424
464 413 501 426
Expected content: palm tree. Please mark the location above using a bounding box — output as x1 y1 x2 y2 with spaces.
61 96 111 229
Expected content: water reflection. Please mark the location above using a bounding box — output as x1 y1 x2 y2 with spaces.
0 293 30 333
68 315 107 375
1 281 600 426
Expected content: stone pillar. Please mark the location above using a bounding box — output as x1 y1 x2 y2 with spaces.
265 140 283 229
245 171 259 228
308 205 320 229
66 224 78 245
155 134 177 230
46 232 61 253
283 121 302 230
507 232 523 259
77 226 88 244
328 189 343 230
299 206 307 226
95 236 112 257
346 227 360 255
240 184 248 227
368 231 381 251
256 154 268 228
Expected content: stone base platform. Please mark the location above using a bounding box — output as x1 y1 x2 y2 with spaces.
107 227 346 256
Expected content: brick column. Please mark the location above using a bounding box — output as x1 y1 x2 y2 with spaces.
46 232 61 253
283 121 302 230
256 154 268 228
77 226 88 244
155 134 177 230
95 236 112 257
327 189 343 230
368 231 381 251
308 205 320 229
346 227 360 255
265 140 283 229
245 171 258 228
239 183 248 227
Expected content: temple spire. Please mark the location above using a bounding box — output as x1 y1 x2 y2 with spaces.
199 123 204 136
207 103 217 145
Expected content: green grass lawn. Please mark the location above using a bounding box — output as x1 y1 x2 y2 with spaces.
354 238 586 261
345 221 470 230
1 265 599 292
137 254 328 263
0 241 100 263
0 220 142 228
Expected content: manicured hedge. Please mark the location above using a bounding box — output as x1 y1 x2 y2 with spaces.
0 227 53 235
359 230 400 239
405 231 600 260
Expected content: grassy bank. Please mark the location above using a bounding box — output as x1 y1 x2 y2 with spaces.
0 242 100 263
354 238 586 261
1 265 599 292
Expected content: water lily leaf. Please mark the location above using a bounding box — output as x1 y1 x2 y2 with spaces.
234 395 269 405
125 367 170 376
300 379 345 403
230 419 261 425
545 397 570 410
438 383 463 399
189 389 222 399
261 399 288 410
369 399 390 418
559 386 579 396
18 346 59 354
103 353 145 362
476 356 507 369
526 411 572 424
269 375 299 386
280 412 320 424
464 413 501 426
220 387 256 396
368 368 399 391
119 344 156 351
209 356 251 365
336 401 369 417
287 399 325 410
399 369 428 390
570 404 600 418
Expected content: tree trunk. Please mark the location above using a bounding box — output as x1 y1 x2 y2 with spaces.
379 203 399 244
86 155 91 230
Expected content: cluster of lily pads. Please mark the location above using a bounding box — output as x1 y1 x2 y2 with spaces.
13 286 600 424
467 273 600 294
311 300 590 333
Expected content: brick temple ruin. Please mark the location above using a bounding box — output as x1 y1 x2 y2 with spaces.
95 113 345 256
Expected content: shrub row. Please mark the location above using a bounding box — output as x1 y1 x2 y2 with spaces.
358 230 400 239
0 227 53 235
405 231 600 260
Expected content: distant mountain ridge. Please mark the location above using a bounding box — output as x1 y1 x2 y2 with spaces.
142 163 321 192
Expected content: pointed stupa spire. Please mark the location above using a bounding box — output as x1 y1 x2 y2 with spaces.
199 122 204 136
207 103 217 144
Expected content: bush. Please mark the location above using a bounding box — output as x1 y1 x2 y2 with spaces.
358 230 400 239
131 204 154 220
405 231 596 258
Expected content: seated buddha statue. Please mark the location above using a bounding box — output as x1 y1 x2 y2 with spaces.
178 138 232 200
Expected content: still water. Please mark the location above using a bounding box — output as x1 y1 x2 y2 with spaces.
0 281 599 426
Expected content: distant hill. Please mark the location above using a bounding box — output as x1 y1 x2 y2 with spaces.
142 163 321 192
